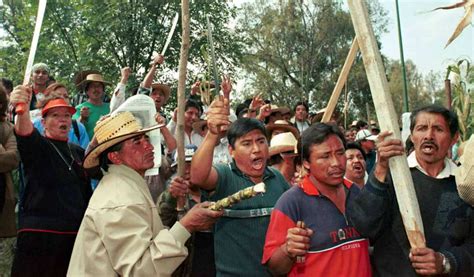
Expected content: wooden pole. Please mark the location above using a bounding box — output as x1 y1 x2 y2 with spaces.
444 79 452 109
321 37 359 123
347 0 426 249
176 0 190 212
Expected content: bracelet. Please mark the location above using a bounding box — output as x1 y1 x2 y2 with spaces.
439 253 451 274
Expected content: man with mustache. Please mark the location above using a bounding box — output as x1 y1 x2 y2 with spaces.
262 123 371 276
348 105 474 276
191 97 290 276
67 112 222 276
344 142 367 188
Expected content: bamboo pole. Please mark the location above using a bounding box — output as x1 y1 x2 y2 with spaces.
347 0 425 249
176 0 190 212
321 37 359 123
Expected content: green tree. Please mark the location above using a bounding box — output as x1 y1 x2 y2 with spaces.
386 59 432 116
0 0 243 110
235 0 388 122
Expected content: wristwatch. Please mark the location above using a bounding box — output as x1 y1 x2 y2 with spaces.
440 253 452 274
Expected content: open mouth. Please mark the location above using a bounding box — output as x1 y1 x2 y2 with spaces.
352 163 363 172
421 142 438 154
251 157 265 171
59 124 68 131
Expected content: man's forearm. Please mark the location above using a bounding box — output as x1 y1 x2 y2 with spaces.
267 245 295 276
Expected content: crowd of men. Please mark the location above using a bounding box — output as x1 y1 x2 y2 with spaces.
0 56 472 277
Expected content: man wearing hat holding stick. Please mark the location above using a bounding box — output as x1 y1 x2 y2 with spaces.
67 112 222 276
73 73 111 139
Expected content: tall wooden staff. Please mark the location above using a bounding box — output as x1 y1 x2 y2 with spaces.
176 0 190 213
16 0 47 114
348 0 425 249
321 37 358 123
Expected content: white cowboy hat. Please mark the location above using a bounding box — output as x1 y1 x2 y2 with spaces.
269 132 298 157
83 111 163 169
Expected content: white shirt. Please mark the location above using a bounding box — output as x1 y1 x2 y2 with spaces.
407 151 457 179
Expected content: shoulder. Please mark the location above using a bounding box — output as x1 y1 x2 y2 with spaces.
89 173 147 208
275 186 304 210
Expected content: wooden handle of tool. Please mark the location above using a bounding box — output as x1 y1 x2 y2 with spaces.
296 221 306 263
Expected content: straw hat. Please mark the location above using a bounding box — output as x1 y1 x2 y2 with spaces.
266 120 299 139
41 98 76 117
77 73 112 90
269 132 298 157
269 105 287 115
151 83 171 102
455 135 474 206
83 111 163 169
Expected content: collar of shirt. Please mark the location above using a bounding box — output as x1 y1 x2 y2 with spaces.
407 151 457 179
299 175 352 196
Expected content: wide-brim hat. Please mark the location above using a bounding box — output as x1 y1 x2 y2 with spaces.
269 132 298 156
266 120 299 138
77 73 112 90
269 105 288 115
151 83 171 102
41 98 76 117
83 111 163 169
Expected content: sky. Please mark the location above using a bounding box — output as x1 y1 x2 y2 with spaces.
1 1 471 78
379 0 473 76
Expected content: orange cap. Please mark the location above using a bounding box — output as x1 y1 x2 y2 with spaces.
41 98 76 117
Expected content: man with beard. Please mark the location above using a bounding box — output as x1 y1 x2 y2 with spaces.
348 104 474 276
262 123 371 277
344 142 367 188
190 97 290 276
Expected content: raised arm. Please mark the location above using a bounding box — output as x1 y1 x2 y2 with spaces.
190 97 229 190
142 55 164 89
10 85 33 136
110 67 131 112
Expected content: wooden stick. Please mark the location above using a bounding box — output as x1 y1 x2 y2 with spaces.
347 0 425 249
176 0 190 213
321 37 359 123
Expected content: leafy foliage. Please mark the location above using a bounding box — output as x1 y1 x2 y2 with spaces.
235 0 388 123
0 0 243 113
446 58 473 141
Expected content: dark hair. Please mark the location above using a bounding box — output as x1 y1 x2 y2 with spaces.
235 103 248 118
0 78 13 92
185 98 203 115
346 142 366 161
227 118 267 148
410 104 459 137
99 141 124 171
293 101 309 112
299 123 346 161
356 120 368 130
